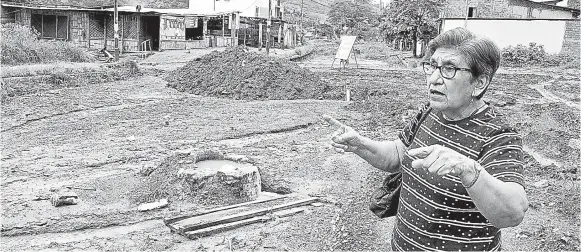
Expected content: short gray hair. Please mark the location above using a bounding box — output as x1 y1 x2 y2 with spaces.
424 27 501 99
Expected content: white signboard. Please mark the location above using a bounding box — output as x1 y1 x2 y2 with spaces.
160 15 185 40
335 36 356 60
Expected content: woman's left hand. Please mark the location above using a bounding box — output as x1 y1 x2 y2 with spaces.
408 145 475 177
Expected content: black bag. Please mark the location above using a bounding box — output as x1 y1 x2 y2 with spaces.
369 171 402 218
368 104 431 218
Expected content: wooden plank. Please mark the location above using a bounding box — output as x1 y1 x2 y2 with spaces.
164 193 287 225
184 208 305 239
167 207 250 233
169 197 318 233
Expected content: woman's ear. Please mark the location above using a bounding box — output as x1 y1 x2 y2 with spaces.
473 75 490 97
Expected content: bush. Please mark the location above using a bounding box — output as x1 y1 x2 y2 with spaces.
358 42 395 60
501 42 579 68
1 23 94 65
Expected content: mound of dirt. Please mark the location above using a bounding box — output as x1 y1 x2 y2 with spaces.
164 47 341 100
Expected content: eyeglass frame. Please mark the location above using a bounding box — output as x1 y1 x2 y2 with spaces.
421 62 472 79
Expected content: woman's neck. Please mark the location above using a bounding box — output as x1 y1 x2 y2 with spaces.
442 100 487 121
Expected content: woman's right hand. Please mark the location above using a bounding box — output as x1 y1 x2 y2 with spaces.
323 115 363 153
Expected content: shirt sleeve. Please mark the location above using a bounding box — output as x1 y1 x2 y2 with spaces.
479 126 525 187
398 103 430 147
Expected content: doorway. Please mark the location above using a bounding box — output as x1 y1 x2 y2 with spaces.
141 15 160 51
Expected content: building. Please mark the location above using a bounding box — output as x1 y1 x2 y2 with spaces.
438 0 580 54
1 0 292 52
186 0 291 48
189 0 283 19
440 0 579 19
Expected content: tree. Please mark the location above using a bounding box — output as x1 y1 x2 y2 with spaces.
383 0 445 57
327 0 380 40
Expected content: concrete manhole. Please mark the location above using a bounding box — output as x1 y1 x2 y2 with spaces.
173 150 261 204
135 149 293 206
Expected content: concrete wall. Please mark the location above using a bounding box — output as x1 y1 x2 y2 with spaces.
441 19 569 53
69 11 89 46
1 6 16 24
13 7 32 25
89 39 139 52
188 0 279 18
561 20 580 55
441 0 577 19
160 36 236 50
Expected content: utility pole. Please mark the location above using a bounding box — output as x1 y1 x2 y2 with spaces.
114 0 119 61
300 0 304 31
299 0 304 44
266 0 272 55
464 0 469 28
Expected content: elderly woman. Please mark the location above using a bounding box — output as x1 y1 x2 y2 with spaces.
325 27 528 251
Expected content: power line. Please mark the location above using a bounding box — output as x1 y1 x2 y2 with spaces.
241 0 261 12
311 0 331 8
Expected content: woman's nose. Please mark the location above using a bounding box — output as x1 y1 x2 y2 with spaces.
428 69 444 85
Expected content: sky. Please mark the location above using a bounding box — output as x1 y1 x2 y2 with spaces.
373 0 569 7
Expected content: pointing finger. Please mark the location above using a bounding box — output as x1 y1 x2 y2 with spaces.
323 114 347 129
333 130 357 144
331 128 345 140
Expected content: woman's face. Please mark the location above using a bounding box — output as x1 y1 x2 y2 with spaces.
425 48 478 116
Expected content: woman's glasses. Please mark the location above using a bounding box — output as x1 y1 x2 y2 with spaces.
421 62 472 79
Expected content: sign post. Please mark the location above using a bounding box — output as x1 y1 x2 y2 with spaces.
331 36 358 70
331 36 358 102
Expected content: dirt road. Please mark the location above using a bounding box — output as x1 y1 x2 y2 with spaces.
1 50 579 251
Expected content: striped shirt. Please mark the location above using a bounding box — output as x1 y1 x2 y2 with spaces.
392 103 525 251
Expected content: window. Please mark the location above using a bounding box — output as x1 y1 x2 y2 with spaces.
89 14 105 39
123 16 139 39
31 14 68 40
207 18 223 31
207 16 231 36
185 17 203 40
468 7 476 18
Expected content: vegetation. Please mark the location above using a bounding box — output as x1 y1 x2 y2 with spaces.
327 0 381 41
501 43 580 68
381 0 444 57
1 23 94 65
325 0 443 57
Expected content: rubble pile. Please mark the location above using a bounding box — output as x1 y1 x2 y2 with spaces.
165 47 341 100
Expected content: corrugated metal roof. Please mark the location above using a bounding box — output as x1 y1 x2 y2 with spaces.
1 3 239 16
102 6 239 16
